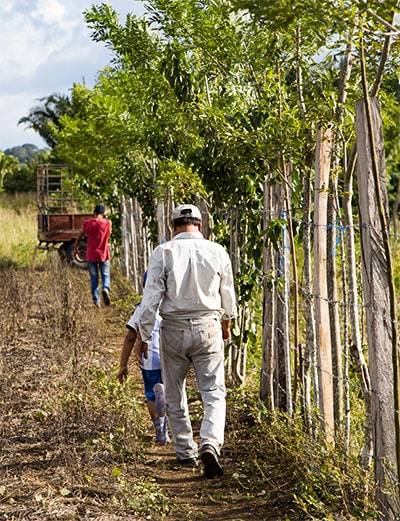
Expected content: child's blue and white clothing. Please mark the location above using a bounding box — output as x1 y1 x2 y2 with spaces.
127 304 161 370
126 304 168 445
126 304 162 402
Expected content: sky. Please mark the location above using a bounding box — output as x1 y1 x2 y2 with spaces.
0 0 147 151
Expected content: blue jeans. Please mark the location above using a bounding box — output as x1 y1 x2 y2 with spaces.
87 260 110 304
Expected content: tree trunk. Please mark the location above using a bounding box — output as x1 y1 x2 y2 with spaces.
391 177 400 240
275 199 292 414
120 194 129 281
328 26 357 438
343 158 373 468
326 188 343 435
356 96 400 519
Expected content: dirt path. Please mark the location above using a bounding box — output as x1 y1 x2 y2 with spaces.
0 264 266 521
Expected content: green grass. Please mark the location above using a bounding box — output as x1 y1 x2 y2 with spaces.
0 192 46 268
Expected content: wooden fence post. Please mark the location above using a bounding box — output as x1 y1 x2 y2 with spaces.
260 179 276 409
314 127 335 441
356 97 400 519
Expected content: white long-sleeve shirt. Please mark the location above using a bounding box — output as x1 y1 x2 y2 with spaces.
139 231 237 342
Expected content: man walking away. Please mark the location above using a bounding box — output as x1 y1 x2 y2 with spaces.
74 204 112 308
138 204 237 478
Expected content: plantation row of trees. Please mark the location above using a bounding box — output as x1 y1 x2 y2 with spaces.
15 1 400 518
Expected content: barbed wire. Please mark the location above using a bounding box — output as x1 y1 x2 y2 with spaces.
258 358 400 485
266 372 400 487
217 206 400 239
258 318 393 409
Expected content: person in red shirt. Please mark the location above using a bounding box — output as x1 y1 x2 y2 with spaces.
74 204 112 308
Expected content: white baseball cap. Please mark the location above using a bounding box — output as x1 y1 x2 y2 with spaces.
171 204 202 221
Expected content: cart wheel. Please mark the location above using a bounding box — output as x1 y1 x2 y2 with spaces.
61 241 88 270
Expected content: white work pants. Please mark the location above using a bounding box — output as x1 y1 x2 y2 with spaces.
160 317 226 461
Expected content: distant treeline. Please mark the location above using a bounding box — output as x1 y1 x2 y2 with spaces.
5 144 42 164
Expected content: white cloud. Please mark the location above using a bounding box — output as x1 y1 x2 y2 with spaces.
0 0 146 149
31 0 67 25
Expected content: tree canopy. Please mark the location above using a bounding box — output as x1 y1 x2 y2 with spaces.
48 0 400 205
38 1 397 302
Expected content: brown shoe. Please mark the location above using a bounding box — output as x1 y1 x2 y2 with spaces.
102 289 110 305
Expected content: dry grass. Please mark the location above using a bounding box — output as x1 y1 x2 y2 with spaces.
0 259 154 520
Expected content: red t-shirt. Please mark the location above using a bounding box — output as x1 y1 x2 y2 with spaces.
83 218 111 262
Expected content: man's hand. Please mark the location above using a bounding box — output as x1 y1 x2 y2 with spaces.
221 319 231 343
117 366 128 384
134 340 148 366
73 229 85 261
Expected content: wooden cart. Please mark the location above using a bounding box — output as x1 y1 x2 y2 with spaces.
36 164 92 268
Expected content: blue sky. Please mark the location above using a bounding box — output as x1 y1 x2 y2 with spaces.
0 1 146 150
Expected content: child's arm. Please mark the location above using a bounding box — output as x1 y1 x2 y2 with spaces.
118 328 137 383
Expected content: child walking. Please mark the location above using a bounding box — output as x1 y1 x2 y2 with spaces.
118 276 168 445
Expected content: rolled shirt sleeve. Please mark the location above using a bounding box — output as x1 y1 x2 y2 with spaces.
126 304 141 332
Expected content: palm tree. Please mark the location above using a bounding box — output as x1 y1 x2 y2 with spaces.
18 93 74 149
